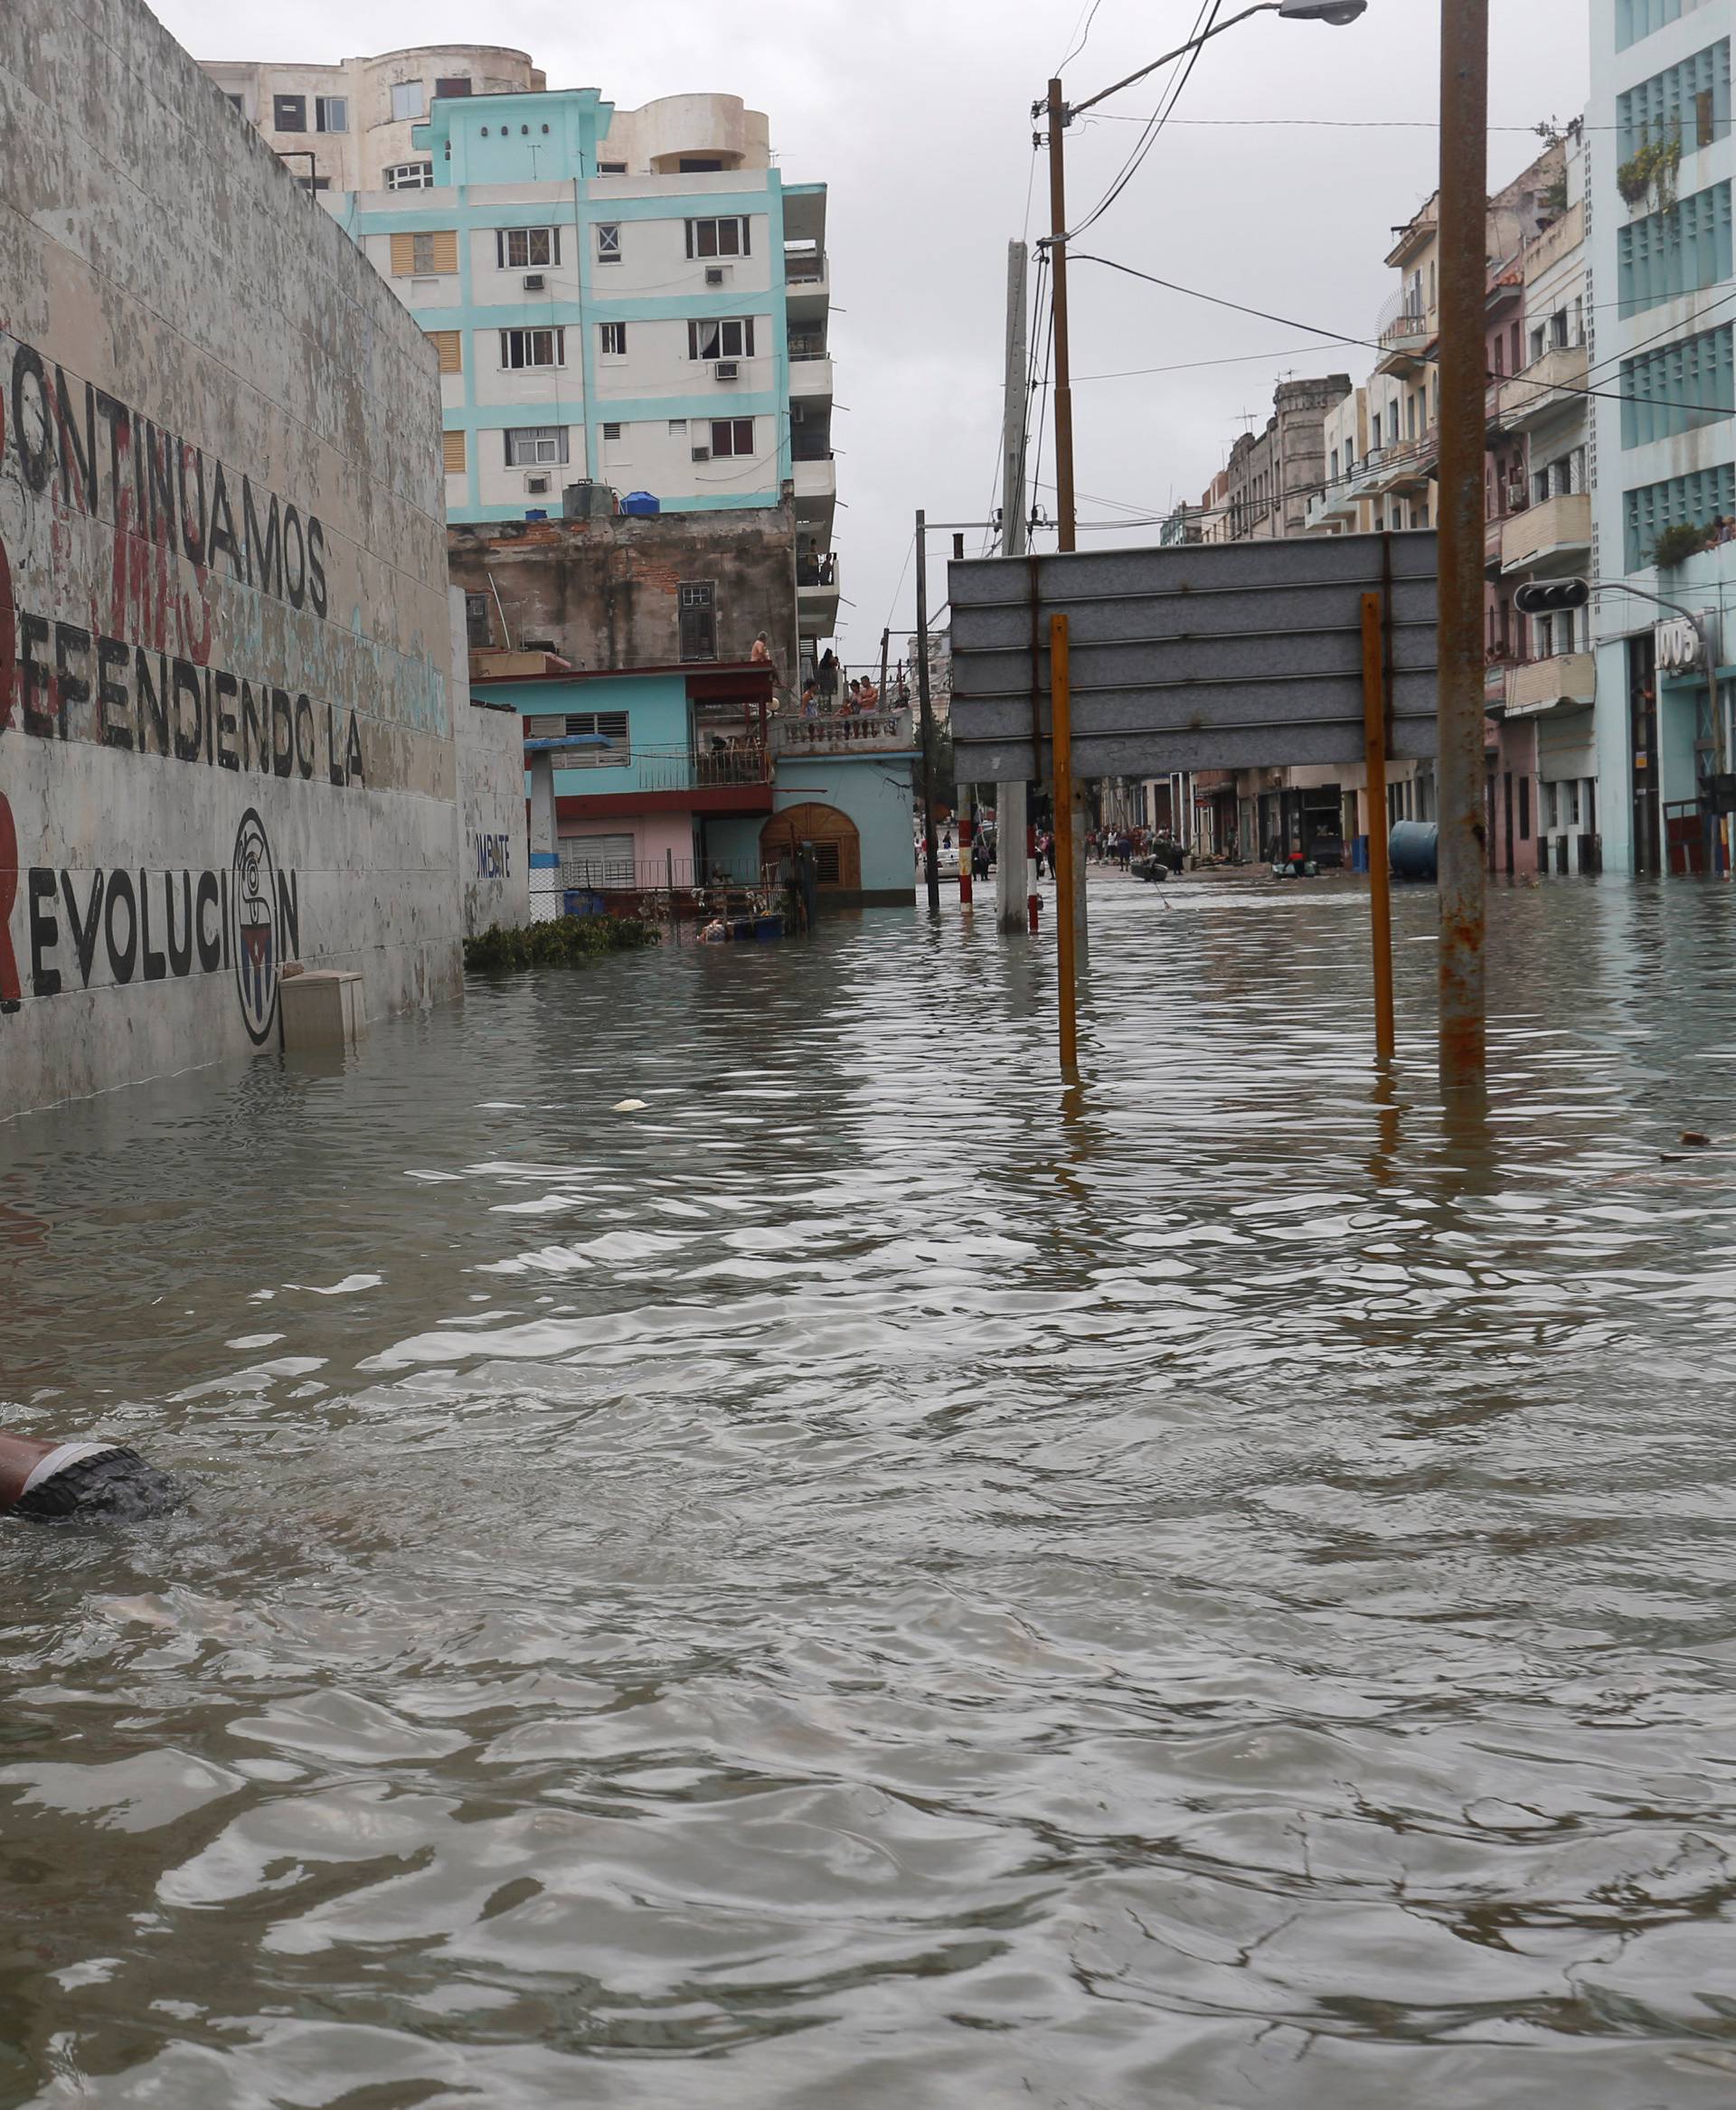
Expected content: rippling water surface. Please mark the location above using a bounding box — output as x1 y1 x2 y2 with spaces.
6 873 1736 2107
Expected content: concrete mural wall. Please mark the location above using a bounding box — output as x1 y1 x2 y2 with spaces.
453 596 530 935
0 0 461 1119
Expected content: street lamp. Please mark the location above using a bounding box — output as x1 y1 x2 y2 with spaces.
1040 0 1372 552
1031 0 1371 1064
1278 0 1368 23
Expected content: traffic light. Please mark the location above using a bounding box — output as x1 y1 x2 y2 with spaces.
1512 579 1591 616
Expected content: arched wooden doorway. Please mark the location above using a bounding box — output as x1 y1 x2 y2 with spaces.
761 804 860 891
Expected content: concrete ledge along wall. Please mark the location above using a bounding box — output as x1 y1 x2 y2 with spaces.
0 0 465 1118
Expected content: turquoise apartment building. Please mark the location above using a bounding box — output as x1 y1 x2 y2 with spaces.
1590 0 1736 874
320 76 839 655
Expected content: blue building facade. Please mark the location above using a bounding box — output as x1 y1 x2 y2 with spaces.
1590 0 1736 874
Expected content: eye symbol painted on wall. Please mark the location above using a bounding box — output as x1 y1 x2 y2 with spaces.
232 807 279 1046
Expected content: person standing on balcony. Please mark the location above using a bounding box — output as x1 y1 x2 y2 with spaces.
816 649 839 711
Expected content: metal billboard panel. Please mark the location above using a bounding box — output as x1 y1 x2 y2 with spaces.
948 532 1439 782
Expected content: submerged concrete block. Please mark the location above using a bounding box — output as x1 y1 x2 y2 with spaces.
280 970 365 1050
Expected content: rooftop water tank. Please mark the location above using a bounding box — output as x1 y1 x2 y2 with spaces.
620 491 661 516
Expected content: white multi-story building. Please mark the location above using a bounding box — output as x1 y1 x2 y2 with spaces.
203 46 546 193
201 52 839 662
1589 0 1735 876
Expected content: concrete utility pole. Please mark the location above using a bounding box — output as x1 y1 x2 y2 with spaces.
1435 2 1489 1091
914 510 941 914
1043 80 1090 974
998 238 1033 933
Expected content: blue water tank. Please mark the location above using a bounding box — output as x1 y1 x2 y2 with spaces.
524 509 548 522
1390 820 1439 882
620 491 661 516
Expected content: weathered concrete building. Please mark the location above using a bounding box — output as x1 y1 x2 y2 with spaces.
1 0 466 1117
448 507 801 692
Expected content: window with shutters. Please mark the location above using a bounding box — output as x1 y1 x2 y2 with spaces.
1624 462 1736 569
599 322 627 357
390 80 426 121
496 227 559 268
442 429 467 475
557 833 635 884
678 582 717 662
1618 39 1731 159
315 95 346 133
1621 324 1735 445
684 216 750 259
465 593 493 647
499 327 565 370
390 229 458 274
505 427 569 466
525 711 630 768
709 419 755 458
1618 182 1733 315
596 223 622 264
272 94 307 132
428 330 462 374
686 317 756 361
434 76 472 98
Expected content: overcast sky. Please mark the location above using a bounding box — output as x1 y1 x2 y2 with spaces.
153 0 1591 669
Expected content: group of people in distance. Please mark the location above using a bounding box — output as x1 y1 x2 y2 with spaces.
797 651 913 720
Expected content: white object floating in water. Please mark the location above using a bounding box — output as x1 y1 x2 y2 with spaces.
612 1098 649 1113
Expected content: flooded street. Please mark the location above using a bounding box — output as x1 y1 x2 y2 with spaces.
7 874 1736 2108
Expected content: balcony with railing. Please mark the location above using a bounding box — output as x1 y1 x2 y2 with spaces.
788 353 834 403
1376 287 1435 372
792 452 836 507
1502 490 1591 572
785 244 828 309
1498 342 1589 431
771 708 916 758
635 743 772 794
1502 653 1597 718
797 551 840 636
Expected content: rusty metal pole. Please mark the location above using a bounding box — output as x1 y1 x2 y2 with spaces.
915 510 940 915
1051 613 1079 1074
1435 2 1489 1090
1362 592 1395 1062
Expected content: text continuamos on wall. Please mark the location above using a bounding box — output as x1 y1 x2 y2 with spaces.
0 329 366 789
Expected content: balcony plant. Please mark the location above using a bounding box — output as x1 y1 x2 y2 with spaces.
1618 134 1681 212
1652 521 1711 570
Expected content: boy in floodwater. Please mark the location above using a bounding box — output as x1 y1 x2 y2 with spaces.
0 1428 179 1521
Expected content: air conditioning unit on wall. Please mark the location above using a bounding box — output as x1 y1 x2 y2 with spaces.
704 265 728 287
691 445 712 462
713 360 739 381
525 474 551 495
523 272 545 291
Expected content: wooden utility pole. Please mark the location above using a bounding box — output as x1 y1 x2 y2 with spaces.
1435 3 1489 1090
914 510 940 914
1052 614 1079 1074
1362 591 1395 1062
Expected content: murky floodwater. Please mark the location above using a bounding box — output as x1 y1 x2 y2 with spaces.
6 872 1736 2107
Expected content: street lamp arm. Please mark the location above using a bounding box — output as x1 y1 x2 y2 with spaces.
1591 579 1712 628
1065 2 1282 122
